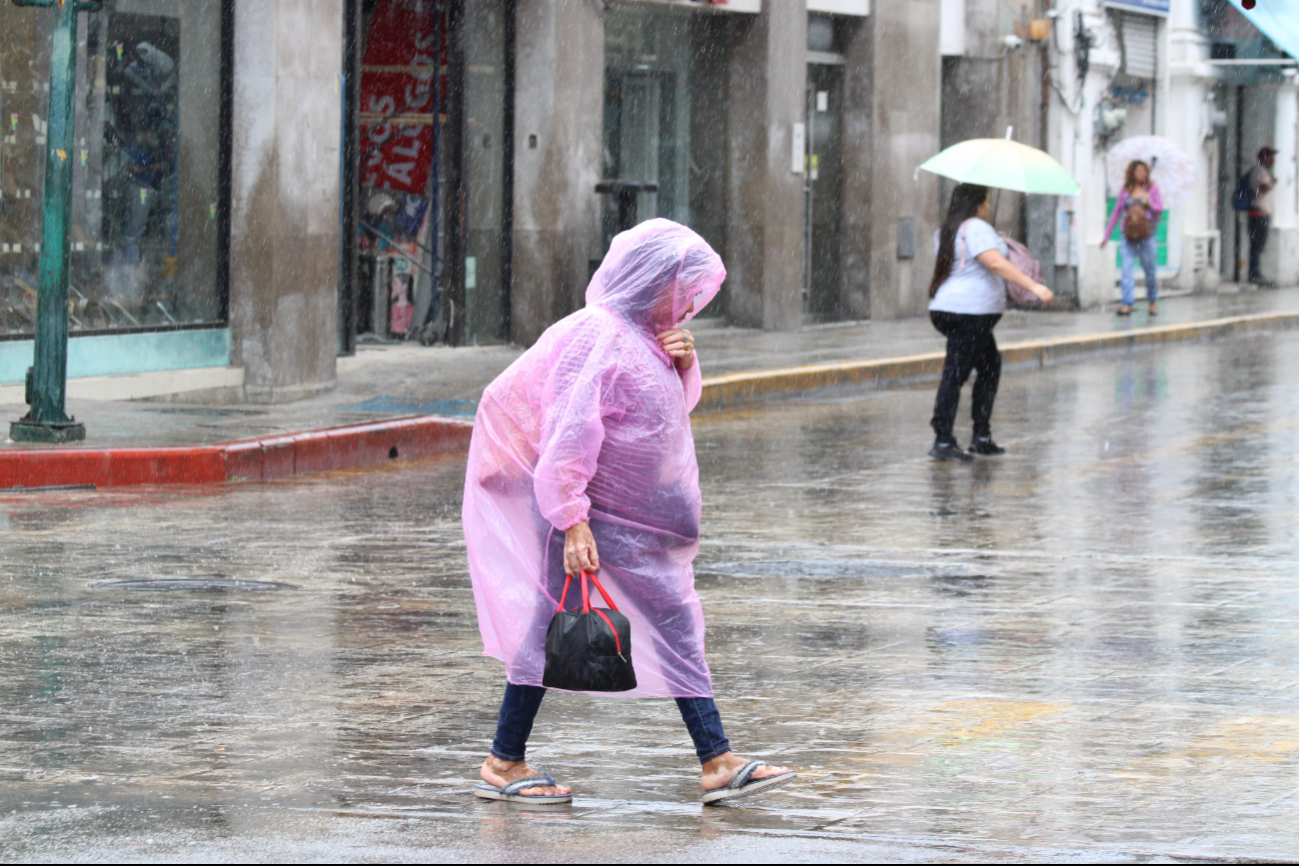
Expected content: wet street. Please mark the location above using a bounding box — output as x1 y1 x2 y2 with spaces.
5 332 1299 862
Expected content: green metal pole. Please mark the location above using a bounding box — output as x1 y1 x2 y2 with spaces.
11 0 87 443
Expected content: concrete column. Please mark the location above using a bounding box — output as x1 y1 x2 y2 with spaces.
229 0 342 403
723 3 806 330
865 0 942 319
840 19 871 319
1266 80 1299 287
1074 3 1123 307
1165 0 1220 292
510 0 603 345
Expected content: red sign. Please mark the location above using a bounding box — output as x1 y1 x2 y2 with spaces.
359 0 446 194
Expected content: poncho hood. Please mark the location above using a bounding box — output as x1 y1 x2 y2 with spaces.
585 219 726 335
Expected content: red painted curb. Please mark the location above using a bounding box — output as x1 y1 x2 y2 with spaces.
0 415 473 490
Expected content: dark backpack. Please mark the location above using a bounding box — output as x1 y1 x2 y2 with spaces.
1233 171 1257 213
1123 199 1152 242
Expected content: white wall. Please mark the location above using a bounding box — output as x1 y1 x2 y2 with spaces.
1165 0 1220 291
1048 0 1299 301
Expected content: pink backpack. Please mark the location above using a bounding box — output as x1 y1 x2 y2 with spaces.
958 220 1042 306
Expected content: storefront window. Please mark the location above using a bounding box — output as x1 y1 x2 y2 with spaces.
0 1 227 337
462 0 508 344
602 2 727 263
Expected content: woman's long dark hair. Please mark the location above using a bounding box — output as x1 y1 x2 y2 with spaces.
1124 160 1150 192
928 183 990 298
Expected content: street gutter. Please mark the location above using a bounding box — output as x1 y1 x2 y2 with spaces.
0 309 1295 489
695 309 1299 411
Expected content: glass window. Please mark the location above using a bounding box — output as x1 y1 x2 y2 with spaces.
602 1 728 270
0 1 226 337
807 13 839 52
462 0 507 344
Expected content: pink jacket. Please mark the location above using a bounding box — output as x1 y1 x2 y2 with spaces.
1105 183 1164 241
462 219 727 698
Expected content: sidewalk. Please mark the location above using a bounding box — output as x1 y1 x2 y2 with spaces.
0 285 1296 487
693 283 1299 375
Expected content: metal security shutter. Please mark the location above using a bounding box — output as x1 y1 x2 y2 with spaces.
1121 12 1158 79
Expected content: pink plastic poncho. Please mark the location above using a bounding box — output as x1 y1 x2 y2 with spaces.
462 219 726 698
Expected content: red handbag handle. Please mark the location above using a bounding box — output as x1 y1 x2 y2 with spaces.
555 569 620 614
553 570 626 659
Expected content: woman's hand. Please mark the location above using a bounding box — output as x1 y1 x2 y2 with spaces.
657 328 695 371
564 521 600 575
976 249 1053 305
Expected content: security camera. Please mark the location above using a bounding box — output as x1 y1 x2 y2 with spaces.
1002 34 1024 50
1098 105 1127 136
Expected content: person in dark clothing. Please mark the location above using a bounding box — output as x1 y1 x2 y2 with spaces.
927 184 1054 461
1249 146 1277 286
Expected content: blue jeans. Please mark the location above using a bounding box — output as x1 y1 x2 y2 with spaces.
1120 236 1158 306
491 683 732 764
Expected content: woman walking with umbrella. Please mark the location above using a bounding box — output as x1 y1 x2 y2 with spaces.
926 183 1055 460
1102 136 1196 315
916 133 1075 460
1102 160 1164 316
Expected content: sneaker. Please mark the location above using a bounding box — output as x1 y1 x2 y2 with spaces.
930 439 974 462
968 436 1005 456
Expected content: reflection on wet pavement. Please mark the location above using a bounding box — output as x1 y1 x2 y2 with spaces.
4 332 1299 861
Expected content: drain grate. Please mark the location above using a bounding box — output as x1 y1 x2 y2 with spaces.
91 578 299 592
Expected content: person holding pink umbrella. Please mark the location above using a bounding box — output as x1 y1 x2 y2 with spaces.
1102 159 1164 317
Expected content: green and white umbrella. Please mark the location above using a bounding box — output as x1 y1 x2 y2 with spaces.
918 137 1081 196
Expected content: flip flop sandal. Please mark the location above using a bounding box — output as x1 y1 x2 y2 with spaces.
474 773 572 804
702 760 796 806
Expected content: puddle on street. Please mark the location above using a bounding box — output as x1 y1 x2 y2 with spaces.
91 578 300 592
2 336 1299 861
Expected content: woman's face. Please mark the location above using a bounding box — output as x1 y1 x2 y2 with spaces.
976 196 992 221
677 299 696 325
1134 164 1149 185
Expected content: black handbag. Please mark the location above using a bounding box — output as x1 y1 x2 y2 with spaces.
542 570 637 692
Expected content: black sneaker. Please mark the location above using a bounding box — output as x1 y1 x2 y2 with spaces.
930 439 974 462
968 436 1005 456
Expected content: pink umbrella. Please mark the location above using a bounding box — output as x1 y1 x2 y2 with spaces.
1106 136 1197 206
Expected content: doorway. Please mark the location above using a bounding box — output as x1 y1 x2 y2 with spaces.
343 0 513 351
804 62 844 320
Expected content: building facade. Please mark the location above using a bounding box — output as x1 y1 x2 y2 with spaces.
0 0 1293 402
1027 0 1296 305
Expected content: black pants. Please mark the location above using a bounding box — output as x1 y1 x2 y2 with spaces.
929 311 1002 441
1248 214 1270 282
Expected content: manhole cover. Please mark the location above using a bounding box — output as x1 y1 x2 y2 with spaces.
91 578 299 592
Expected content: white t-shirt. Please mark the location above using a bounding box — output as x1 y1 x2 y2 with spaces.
1251 164 1275 216
929 218 1008 315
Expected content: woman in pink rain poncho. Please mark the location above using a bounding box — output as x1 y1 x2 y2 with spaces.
464 219 794 806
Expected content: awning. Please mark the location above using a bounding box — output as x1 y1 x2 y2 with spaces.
1227 0 1299 61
